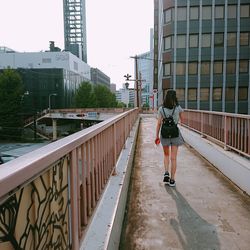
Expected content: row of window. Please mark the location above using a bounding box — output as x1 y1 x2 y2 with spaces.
163 60 249 76
164 5 250 23
176 87 248 101
164 33 250 50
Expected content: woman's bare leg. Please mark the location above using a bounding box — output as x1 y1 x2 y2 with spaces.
163 146 170 172
170 146 178 180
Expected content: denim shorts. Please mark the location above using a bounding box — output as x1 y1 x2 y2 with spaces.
160 128 185 146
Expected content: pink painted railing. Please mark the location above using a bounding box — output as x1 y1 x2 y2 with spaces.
182 110 250 158
0 108 139 250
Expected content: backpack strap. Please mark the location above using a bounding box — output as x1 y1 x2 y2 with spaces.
171 105 176 116
161 107 167 119
161 105 176 119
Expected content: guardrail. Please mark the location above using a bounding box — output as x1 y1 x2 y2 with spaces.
0 108 139 250
182 110 250 158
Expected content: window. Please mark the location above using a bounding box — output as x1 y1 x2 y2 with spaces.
189 34 199 47
227 33 236 47
226 61 236 74
164 9 172 23
202 6 212 20
164 36 171 50
213 88 222 101
190 7 199 20
200 88 209 101
214 61 223 74
176 63 186 75
201 62 210 75
239 60 249 73
177 7 187 21
225 87 235 101
214 33 224 47
188 88 197 101
240 33 249 46
73 61 78 70
238 87 248 100
42 58 52 63
215 6 224 19
240 5 250 18
163 63 171 76
177 35 186 48
202 34 211 47
228 5 237 19
189 62 197 75
176 88 185 101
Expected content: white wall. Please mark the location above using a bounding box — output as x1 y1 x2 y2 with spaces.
0 51 91 80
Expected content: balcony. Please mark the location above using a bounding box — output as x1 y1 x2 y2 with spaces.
0 109 249 250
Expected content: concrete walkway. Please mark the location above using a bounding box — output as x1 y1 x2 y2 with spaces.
120 115 250 250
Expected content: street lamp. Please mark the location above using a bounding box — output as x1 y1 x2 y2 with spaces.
48 93 57 112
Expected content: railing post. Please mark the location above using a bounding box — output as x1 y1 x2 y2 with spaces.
224 115 229 150
124 116 127 149
201 112 205 138
113 123 117 175
70 149 80 250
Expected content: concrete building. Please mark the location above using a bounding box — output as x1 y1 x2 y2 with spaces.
90 68 111 88
154 0 250 114
0 47 91 113
116 84 135 107
63 0 87 62
110 83 116 93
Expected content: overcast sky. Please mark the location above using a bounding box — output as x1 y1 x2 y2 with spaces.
0 0 153 89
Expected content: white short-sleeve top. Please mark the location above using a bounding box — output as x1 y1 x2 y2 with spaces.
158 105 184 124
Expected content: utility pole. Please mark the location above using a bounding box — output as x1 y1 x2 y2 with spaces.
131 55 140 107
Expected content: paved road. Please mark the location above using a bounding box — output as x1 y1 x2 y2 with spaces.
120 115 250 250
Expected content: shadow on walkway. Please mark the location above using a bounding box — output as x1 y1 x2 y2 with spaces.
165 186 220 250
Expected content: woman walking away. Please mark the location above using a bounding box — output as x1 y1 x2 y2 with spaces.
155 89 184 187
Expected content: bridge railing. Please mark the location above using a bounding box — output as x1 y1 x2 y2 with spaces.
182 109 250 158
0 108 139 250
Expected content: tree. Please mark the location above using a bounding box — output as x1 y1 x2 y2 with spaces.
94 84 117 108
117 102 126 108
0 69 24 140
74 81 96 108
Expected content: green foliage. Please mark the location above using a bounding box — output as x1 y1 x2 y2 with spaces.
117 102 126 108
93 84 117 108
74 81 97 108
0 69 24 140
74 82 118 108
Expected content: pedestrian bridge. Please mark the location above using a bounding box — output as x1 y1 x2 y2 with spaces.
0 109 249 250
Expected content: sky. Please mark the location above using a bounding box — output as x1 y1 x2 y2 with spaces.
0 0 153 89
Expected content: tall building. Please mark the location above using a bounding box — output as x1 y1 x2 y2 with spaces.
63 0 87 63
136 52 154 108
154 0 250 114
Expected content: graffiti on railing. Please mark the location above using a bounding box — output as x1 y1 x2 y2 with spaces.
0 156 70 250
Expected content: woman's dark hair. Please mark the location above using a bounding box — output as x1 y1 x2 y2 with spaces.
163 89 179 109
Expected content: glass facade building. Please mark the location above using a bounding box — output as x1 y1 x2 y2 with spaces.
154 0 250 114
137 52 154 108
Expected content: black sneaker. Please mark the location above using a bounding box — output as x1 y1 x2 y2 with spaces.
163 172 170 183
169 179 176 187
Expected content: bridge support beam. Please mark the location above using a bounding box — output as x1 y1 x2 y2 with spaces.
52 119 57 141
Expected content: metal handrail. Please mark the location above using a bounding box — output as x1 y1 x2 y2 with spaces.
0 108 139 250
182 109 250 158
